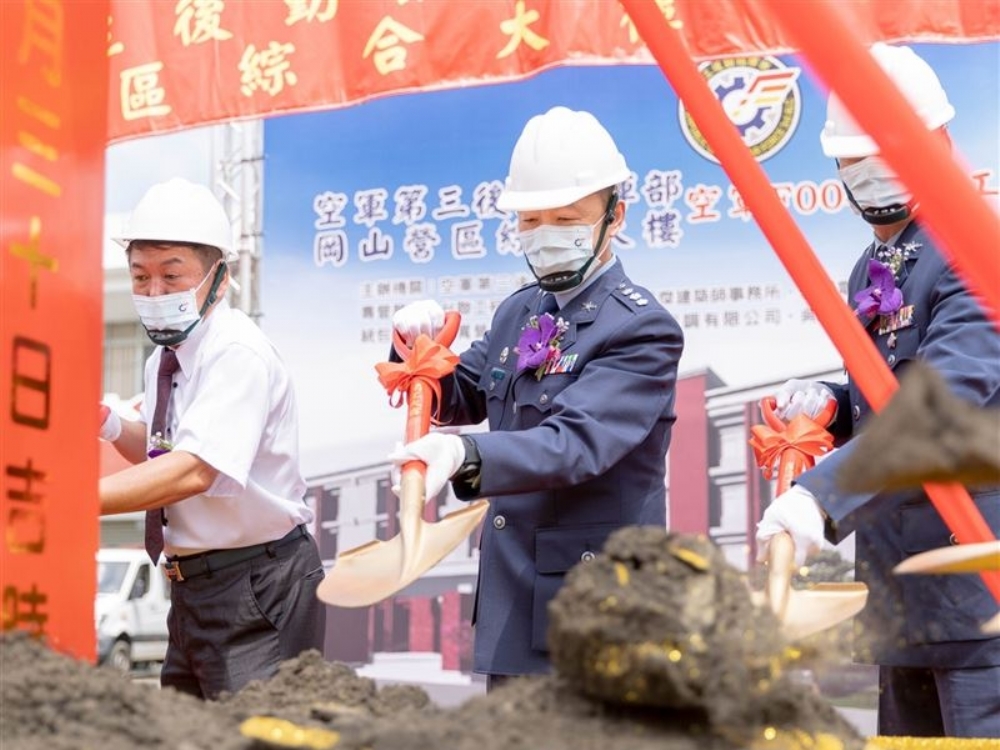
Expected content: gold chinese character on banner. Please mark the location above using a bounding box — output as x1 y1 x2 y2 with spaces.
239 42 298 97
497 0 548 59
17 0 64 87
10 98 61 200
120 62 172 121
107 15 124 56
621 0 683 44
9 217 58 308
174 0 233 46
284 0 337 25
362 16 424 75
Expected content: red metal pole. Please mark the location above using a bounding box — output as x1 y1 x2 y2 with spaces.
756 0 1000 324
618 0 1000 600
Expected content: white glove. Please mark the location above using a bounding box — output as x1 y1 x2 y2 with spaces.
99 404 122 442
392 299 445 348
774 379 836 423
387 432 465 500
756 484 826 567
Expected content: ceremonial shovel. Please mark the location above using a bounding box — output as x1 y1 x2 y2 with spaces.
750 397 868 640
317 312 489 608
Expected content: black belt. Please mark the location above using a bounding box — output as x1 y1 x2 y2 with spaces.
163 524 307 582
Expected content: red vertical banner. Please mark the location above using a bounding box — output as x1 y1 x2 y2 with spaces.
1 0 108 661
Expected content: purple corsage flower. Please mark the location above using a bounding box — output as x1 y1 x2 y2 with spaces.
854 259 903 317
515 313 569 379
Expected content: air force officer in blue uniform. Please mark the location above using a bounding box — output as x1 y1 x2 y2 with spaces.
389 107 684 686
756 44 1000 738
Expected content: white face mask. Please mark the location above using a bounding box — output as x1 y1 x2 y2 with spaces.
838 157 912 214
518 219 604 292
132 265 220 346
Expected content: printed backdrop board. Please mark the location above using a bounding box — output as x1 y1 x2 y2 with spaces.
261 43 999 477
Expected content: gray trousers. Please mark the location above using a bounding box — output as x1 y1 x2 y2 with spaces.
161 530 326 700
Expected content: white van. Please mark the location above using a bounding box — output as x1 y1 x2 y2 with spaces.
96 548 171 673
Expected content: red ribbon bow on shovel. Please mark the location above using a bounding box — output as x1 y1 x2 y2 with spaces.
375 334 460 429
749 397 836 495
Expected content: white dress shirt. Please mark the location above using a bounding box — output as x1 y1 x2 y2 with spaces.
139 299 312 553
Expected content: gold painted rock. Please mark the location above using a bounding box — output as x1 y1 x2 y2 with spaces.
548 527 789 723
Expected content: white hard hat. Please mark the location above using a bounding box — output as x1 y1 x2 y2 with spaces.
820 42 955 159
496 107 631 212
113 178 237 261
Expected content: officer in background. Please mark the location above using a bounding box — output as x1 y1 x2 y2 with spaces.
99 178 326 699
389 107 684 688
756 44 1000 737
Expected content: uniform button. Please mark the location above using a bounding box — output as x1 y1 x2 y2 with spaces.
852 405 861 421
493 515 506 530
949 533 958 545
887 354 896 365
580 550 596 562
539 393 549 404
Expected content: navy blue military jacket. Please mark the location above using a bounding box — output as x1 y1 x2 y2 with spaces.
436 260 684 675
797 220 1000 668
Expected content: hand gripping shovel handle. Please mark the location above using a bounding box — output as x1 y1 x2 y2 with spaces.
758 396 837 620
319 311 484 608
752 397 869 638
393 312 461 577
392 311 461 494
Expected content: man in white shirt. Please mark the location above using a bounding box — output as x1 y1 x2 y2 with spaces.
99 178 325 699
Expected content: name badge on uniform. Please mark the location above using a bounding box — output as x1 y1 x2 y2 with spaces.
542 353 578 376
877 304 915 336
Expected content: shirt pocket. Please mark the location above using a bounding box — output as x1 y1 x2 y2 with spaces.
884 325 919 372
477 362 512 424
512 372 578 429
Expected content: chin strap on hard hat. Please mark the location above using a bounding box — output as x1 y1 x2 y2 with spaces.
142 262 228 347
841 181 914 226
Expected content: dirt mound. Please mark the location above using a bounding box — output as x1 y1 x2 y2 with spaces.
2 529 866 750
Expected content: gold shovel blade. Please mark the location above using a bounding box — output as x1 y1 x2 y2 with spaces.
983 611 1000 635
780 583 869 641
317 499 489 608
760 532 869 640
751 585 869 641
894 541 1000 575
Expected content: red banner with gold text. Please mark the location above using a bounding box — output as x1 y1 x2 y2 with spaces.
107 0 1000 143
2 0 108 661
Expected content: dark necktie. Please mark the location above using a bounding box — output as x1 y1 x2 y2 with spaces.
145 348 179 563
539 293 559 316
